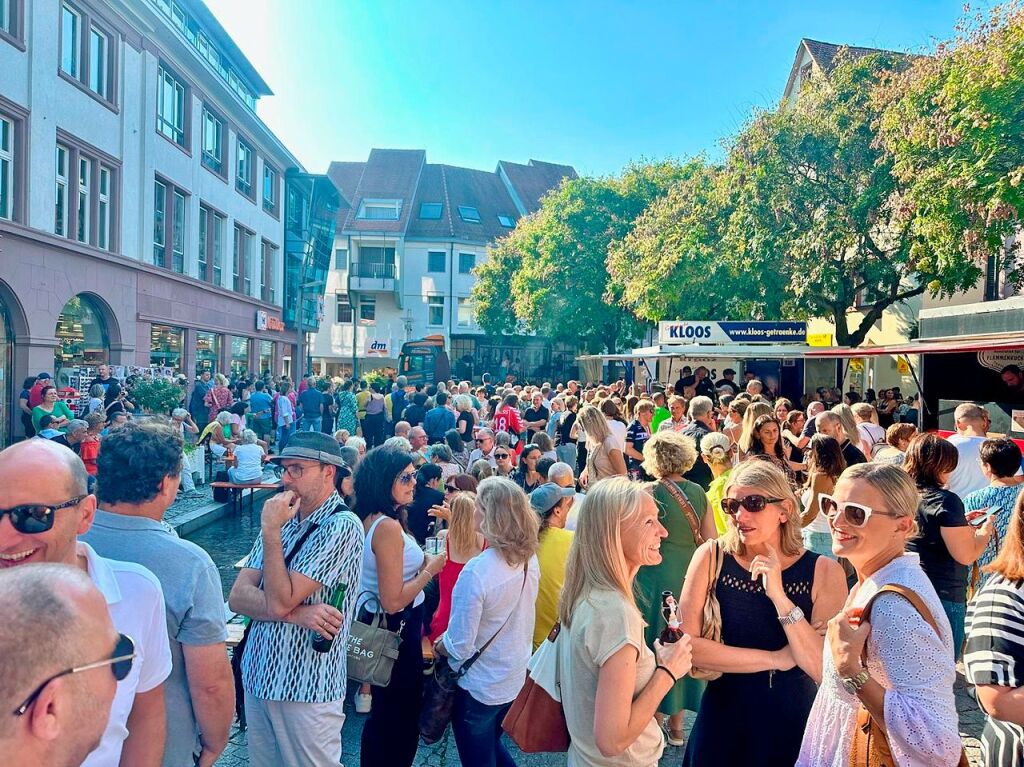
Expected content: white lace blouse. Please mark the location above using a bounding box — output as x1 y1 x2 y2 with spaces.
796 553 963 767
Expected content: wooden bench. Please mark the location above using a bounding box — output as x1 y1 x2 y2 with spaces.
210 481 280 513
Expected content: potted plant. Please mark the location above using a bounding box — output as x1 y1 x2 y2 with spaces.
131 377 185 416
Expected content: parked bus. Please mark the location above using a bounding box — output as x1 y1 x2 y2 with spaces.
397 335 450 386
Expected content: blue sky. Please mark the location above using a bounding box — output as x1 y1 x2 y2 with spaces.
205 0 976 177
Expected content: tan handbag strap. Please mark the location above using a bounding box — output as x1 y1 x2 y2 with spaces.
659 479 705 546
859 584 940 664
705 539 724 596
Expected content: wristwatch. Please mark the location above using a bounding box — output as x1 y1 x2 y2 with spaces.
777 605 804 625
842 667 871 695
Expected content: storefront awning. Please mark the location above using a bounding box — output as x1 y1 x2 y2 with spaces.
579 343 819 362
804 333 1024 358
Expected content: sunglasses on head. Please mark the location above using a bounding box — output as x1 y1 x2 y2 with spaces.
14 633 135 716
818 493 901 527
720 494 784 516
0 496 86 534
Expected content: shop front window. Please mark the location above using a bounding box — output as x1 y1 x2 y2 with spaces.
54 294 108 389
149 324 184 373
195 331 220 376
230 336 250 378
259 340 273 377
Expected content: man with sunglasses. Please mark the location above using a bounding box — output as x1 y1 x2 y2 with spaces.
0 439 172 767
228 431 363 767
81 422 233 767
468 428 498 467
0 564 130 767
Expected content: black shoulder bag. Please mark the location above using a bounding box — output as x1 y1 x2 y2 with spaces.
230 514 330 729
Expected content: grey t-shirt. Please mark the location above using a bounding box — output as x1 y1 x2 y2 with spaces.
82 510 227 767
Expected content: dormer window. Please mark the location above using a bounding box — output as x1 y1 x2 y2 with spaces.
358 199 401 220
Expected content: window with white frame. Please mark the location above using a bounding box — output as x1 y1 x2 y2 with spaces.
201 107 224 174
1 0 13 36
198 205 209 281
60 3 81 79
171 190 185 273
260 239 277 302
428 295 444 326
457 297 475 327
157 64 186 146
55 145 69 236
152 180 165 264
211 210 224 285
88 26 107 98
359 296 376 323
236 139 253 197
97 167 110 250
76 156 90 243
357 199 401 220
336 293 352 323
197 205 226 286
0 116 12 221
334 248 348 269
427 251 446 273
458 252 475 274
233 225 252 294
262 164 278 214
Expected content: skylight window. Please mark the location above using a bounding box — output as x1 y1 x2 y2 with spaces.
497 215 514 228
419 202 443 220
458 206 480 223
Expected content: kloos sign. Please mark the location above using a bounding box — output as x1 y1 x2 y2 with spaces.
658 321 807 345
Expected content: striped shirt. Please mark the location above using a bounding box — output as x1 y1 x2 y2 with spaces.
965 574 1024 767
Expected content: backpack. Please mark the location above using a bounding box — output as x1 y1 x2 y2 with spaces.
862 424 887 459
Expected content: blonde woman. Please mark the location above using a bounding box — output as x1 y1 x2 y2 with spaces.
722 398 748 447
558 478 693 765
736 400 773 458
830 404 862 452
680 461 847 767
204 373 234 420
426 492 486 644
798 464 962 766
637 430 718 746
702 431 735 535
435 477 540 765
577 404 627 488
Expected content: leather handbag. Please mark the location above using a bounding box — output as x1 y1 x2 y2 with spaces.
347 593 404 687
502 622 570 753
689 539 724 681
419 564 528 744
848 584 969 767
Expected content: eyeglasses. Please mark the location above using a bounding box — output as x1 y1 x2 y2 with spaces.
720 494 784 516
0 496 86 534
474 438 490 444
818 493 901 528
13 633 136 716
445 485 458 493
281 463 313 479
396 471 416 485
495 453 510 460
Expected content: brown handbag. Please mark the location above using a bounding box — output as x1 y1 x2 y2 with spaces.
658 479 705 546
848 584 969 767
502 623 570 753
689 539 724 681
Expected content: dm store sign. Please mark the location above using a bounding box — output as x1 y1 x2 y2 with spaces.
658 321 807 345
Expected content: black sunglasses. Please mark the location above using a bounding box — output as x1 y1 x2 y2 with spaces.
495 453 510 459
720 494 785 516
14 633 136 716
0 495 86 534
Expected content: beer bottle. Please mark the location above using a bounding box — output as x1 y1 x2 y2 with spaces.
660 590 684 644
311 582 348 653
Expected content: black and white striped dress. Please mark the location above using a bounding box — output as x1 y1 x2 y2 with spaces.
965 574 1024 767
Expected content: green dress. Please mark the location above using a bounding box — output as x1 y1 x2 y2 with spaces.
636 478 708 715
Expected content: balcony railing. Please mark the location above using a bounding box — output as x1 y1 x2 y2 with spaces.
352 261 396 279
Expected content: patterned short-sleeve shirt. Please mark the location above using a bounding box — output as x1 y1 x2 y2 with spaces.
241 491 364 702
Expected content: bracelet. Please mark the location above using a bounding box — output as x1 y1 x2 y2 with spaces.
655 664 678 684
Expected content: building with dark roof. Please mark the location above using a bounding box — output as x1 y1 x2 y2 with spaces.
311 150 577 377
782 38 909 104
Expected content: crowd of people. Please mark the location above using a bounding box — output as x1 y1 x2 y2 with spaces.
3 363 1024 767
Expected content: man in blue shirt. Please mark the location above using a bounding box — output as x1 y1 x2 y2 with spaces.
297 380 325 432
423 391 456 444
248 381 274 442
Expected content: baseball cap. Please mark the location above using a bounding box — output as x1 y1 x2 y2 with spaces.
530 483 575 515
37 372 52 379
267 431 345 468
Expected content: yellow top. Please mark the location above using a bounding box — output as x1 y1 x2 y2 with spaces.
705 469 732 535
533 526 574 650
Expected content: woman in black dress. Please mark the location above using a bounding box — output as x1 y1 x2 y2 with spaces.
679 460 847 766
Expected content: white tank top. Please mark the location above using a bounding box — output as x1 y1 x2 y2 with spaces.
358 514 426 612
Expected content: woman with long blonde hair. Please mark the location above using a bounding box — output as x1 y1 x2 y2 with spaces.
830 403 862 449
557 478 693 766
679 461 847 767
577 404 627 487
435 478 539 764
426 492 485 644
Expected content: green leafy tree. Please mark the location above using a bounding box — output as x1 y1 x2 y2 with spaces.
716 51 983 346
473 161 690 352
879 5 1024 285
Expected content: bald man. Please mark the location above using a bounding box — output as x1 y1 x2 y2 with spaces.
0 564 124 766
0 439 172 767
